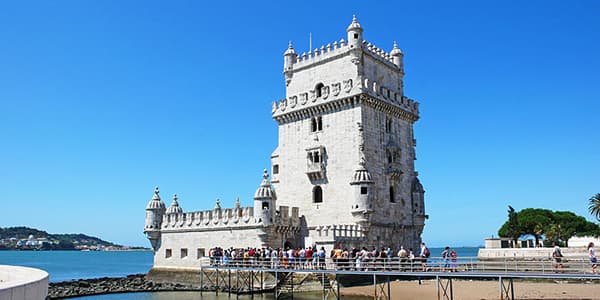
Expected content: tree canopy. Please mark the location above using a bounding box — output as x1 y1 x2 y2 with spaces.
498 208 600 246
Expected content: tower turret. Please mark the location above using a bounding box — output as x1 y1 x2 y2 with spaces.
254 169 276 225
144 186 165 251
166 194 183 214
346 15 363 48
350 158 374 221
283 41 297 86
390 41 404 69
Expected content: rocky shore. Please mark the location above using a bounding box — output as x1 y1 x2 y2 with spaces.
47 274 200 299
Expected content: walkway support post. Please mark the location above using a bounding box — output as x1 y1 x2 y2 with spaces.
437 276 453 300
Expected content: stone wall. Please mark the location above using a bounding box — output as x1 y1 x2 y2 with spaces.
154 228 266 269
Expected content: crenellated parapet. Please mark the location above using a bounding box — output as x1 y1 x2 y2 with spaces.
272 92 419 125
159 203 302 232
161 206 256 231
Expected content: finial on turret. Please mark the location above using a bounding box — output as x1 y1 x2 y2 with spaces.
391 41 403 56
346 14 363 32
214 198 221 210
359 157 366 166
235 196 241 209
151 186 161 201
284 41 296 55
173 193 178 202
263 168 269 180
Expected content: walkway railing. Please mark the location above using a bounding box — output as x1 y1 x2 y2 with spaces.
206 256 597 275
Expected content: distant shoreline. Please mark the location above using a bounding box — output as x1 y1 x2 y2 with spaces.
0 248 151 252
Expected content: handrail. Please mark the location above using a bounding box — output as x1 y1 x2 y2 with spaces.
203 256 596 275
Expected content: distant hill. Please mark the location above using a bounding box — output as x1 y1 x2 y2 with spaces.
0 226 125 250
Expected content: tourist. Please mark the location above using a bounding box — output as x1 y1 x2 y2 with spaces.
420 243 430 272
441 246 450 272
397 246 408 271
450 249 457 272
551 242 563 272
312 246 319 269
589 242 597 274
305 247 313 269
318 246 326 269
408 247 415 271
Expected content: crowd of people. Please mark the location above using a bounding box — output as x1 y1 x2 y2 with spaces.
207 242 460 272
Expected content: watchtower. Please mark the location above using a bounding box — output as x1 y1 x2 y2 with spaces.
271 16 426 251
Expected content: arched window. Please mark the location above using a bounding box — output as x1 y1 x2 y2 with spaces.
315 83 324 98
313 186 323 203
385 117 392 133
310 116 323 132
389 186 396 203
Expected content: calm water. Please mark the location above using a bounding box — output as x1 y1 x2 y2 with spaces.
0 247 480 299
0 250 153 282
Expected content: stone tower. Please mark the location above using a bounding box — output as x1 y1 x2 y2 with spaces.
270 16 426 251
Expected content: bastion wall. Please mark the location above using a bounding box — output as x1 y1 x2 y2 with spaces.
0 265 48 300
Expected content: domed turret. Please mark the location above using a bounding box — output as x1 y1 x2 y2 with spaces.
390 41 404 68
283 41 297 86
346 15 363 48
166 194 183 214
144 186 166 251
254 169 276 225
350 158 374 220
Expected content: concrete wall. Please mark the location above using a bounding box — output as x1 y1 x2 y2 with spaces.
478 247 589 260
0 265 48 300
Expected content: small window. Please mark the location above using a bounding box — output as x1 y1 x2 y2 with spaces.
181 248 188 258
315 83 324 98
401 198 406 207
354 33 358 39
313 186 323 203
273 164 279 174
385 117 392 133
389 186 396 203
165 249 172 258
262 202 269 209
360 187 368 195
313 151 320 163
310 116 323 132
197 248 205 259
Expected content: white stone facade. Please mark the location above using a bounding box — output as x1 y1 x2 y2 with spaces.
144 16 426 271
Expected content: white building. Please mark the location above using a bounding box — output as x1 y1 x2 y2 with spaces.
144 16 426 272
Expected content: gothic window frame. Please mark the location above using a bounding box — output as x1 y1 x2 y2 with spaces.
313 185 323 203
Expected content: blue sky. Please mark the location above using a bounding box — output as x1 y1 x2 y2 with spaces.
0 1 598 247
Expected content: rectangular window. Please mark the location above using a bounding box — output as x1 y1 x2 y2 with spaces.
181 248 188 258
360 187 368 195
273 164 279 174
197 248 205 259
165 249 172 258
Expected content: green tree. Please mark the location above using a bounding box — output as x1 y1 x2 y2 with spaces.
589 193 600 221
498 208 600 246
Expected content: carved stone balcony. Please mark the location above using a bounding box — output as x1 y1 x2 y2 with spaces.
306 162 326 181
